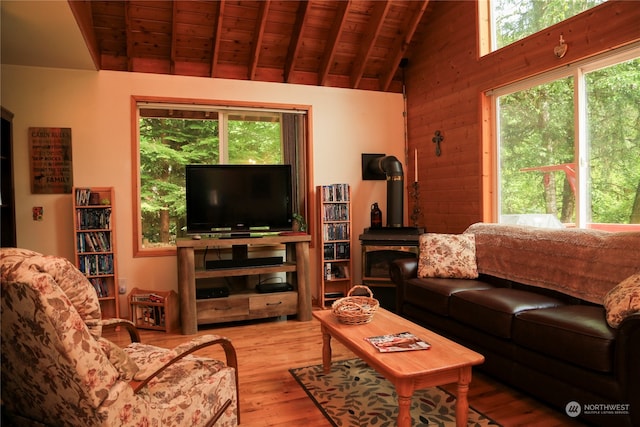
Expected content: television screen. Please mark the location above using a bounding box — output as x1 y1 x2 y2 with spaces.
185 164 293 234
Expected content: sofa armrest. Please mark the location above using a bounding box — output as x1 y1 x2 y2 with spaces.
389 258 418 284
389 258 418 312
615 312 640 425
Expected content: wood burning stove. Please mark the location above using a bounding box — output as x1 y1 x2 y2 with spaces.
359 227 423 311
359 153 424 310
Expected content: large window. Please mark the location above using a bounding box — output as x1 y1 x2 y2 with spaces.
493 47 640 230
487 0 605 52
133 98 309 255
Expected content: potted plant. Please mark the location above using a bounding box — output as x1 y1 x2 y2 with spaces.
292 213 307 232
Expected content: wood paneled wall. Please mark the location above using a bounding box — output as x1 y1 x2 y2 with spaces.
405 1 640 233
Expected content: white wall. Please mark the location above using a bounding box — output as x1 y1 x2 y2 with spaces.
1 64 405 314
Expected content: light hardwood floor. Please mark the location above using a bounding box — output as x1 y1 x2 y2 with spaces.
104 314 585 427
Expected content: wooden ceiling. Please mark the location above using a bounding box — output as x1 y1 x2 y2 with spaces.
69 0 429 93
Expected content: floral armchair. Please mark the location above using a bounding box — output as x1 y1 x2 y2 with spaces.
1 248 238 426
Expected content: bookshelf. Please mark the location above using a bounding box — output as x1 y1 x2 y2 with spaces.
72 187 119 318
128 288 179 332
316 184 352 307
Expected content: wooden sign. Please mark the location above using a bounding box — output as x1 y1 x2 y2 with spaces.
29 127 73 194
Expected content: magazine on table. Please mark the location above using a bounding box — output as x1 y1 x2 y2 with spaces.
364 331 431 353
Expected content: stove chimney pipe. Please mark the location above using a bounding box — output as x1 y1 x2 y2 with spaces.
371 155 404 228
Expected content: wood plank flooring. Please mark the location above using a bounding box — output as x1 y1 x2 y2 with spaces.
104 314 585 427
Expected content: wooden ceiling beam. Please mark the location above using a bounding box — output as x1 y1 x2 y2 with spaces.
318 0 350 86
125 1 133 71
380 0 429 91
170 1 178 74
210 0 225 78
284 1 311 83
72 0 424 92
249 0 271 80
67 0 100 70
350 0 391 89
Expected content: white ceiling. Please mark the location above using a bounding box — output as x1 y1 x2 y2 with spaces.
1 0 95 71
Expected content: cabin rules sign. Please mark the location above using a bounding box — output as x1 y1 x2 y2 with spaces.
29 127 73 194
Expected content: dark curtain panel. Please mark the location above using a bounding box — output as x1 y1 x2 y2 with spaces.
282 113 307 222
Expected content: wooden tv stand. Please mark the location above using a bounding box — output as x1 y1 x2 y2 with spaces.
176 234 312 334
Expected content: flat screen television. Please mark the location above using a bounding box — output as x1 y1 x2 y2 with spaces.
185 164 293 235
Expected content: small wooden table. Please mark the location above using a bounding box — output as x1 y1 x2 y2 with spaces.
312 308 484 427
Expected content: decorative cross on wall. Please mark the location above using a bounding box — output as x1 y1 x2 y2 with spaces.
432 130 444 157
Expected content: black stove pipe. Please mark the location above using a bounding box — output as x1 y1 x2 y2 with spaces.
370 155 404 227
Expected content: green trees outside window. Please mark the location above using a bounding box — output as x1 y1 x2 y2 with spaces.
499 78 575 222
585 60 640 224
491 0 638 228
139 111 282 248
492 0 605 51
497 57 640 227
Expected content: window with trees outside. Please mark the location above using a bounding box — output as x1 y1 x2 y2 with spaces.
492 47 640 230
133 98 308 255
489 0 606 52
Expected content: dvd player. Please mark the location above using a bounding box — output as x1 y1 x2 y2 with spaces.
205 256 283 270
196 286 229 299
256 282 293 293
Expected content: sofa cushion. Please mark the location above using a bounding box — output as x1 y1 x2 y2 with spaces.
404 277 496 316
513 305 615 373
450 288 565 338
603 272 640 328
418 233 478 279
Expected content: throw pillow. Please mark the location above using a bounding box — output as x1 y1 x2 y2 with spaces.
603 273 640 328
418 233 479 279
97 337 139 381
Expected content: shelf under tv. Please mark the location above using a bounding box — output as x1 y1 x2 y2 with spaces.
176 234 312 334
205 256 283 270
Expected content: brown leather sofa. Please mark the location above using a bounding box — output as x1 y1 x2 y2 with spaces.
389 223 640 427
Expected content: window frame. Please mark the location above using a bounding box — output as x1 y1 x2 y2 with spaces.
485 43 640 229
480 0 607 56
131 95 313 257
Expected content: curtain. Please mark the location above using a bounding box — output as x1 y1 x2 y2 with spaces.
282 113 308 222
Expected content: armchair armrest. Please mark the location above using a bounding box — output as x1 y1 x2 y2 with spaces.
87 318 141 343
130 334 238 393
127 334 240 427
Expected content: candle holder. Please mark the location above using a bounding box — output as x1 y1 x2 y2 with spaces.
410 181 422 228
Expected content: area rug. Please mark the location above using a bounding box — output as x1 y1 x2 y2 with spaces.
290 359 500 427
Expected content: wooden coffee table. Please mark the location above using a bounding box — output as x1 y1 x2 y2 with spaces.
312 308 484 427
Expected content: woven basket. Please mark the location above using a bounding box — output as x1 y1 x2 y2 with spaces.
331 285 379 325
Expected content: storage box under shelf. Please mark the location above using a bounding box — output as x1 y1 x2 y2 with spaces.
128 288 180 332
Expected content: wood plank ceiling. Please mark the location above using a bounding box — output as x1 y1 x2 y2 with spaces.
69 0 429 93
